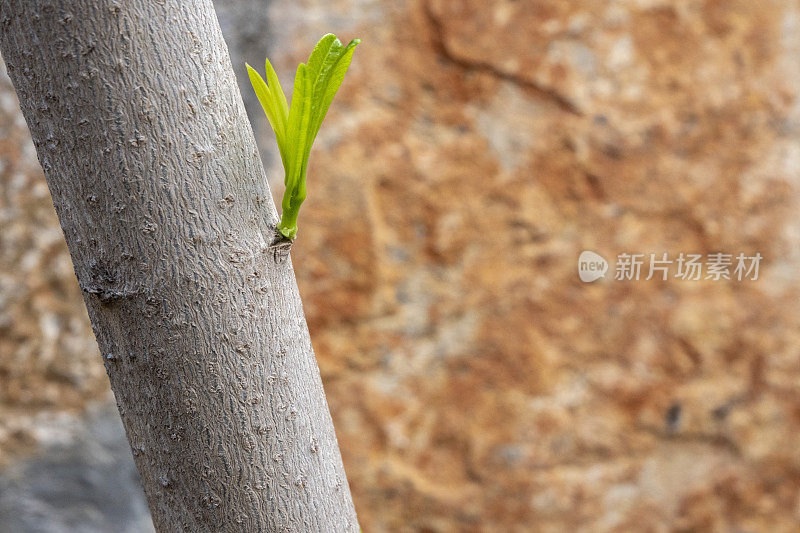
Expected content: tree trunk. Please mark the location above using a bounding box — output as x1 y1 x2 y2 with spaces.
0 1 359 531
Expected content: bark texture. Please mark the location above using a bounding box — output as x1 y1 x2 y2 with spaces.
0 1 358 531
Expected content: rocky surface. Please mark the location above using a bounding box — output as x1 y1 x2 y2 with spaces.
2 0 800 531
0 404 153 533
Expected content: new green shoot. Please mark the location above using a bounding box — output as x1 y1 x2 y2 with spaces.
247 34 360 240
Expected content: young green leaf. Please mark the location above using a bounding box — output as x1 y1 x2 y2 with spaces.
285 62 312 210
246 64 288 169
246 64 278 133
247 34 360 240
264 58 289 127
311 39 360 140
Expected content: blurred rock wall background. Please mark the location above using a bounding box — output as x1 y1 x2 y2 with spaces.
2 0 800 531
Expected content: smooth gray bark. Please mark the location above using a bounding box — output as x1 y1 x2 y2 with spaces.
0 1 358 531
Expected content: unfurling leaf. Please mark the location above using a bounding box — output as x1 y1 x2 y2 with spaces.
247 34 361 240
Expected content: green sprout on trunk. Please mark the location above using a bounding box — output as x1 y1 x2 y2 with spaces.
247 34 360 240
